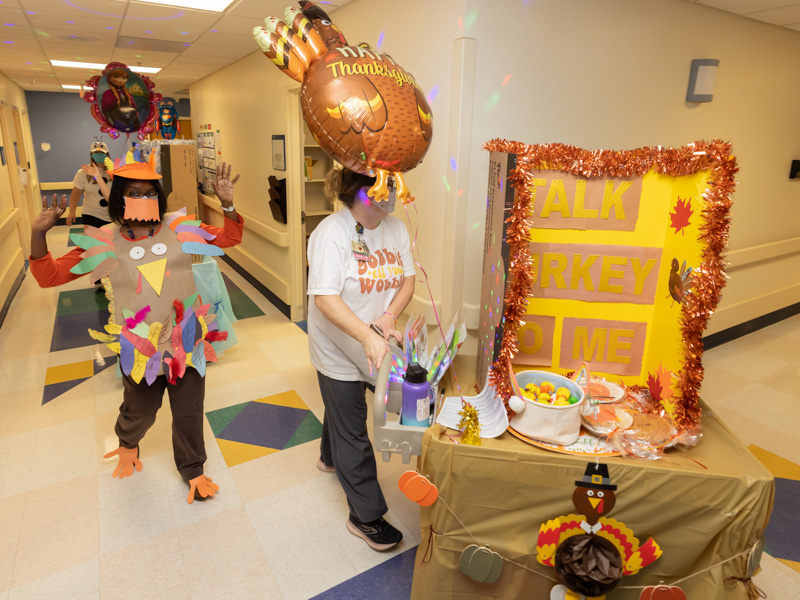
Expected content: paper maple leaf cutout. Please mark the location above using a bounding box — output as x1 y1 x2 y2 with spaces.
646 364 673 402
670 197 693 235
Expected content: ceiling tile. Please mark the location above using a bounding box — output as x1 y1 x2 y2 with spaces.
207 13 260 34
694 0 800 15
226 0 293 19
787 21 800 30
744 4 800 24
0 6 26 23
110 47 179 65
26 11 122 31
119 21 204 42
194 29 255 49
176 43 249 58
18 0 128 18
125 2 220 28
0 37 40 50
34 26 117 45
0 0 22 8
168 53 232 67
44 49 113 62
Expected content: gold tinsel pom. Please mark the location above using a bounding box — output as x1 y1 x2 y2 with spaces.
459 402 482 446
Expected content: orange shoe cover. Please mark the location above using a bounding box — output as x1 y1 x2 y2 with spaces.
103 446 142 479
187 474 219 504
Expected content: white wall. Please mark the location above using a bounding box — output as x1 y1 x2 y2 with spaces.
192 0 800 339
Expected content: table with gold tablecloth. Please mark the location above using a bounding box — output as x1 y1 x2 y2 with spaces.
411 410 773 599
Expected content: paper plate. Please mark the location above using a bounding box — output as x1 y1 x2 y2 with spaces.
507 426 622 457
588 380 626 404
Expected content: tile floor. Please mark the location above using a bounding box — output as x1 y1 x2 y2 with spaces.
0 222 799 599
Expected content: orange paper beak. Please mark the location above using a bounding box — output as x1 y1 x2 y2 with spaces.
124 197 160 222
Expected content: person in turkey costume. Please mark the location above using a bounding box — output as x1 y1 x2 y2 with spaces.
29 149 243 503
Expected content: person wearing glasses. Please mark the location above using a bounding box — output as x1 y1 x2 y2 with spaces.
29 151 243 504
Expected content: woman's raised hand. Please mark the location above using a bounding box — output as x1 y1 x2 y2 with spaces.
32 194 68 234
81 163 100 178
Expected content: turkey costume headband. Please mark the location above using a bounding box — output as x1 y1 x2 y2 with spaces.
253 1 433 206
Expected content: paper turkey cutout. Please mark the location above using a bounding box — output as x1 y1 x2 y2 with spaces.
254 1 433 206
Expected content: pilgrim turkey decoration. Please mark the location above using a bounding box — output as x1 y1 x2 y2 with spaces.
537 463 662 598
253 1 433 205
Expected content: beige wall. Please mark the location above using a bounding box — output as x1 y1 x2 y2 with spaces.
192 0 800 337
0 72 33 320
463 0 800 334
190 52 300 312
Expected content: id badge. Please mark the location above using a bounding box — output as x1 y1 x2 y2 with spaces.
351 237 370 261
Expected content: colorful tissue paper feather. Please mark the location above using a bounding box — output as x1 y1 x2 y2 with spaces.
125 306 151 329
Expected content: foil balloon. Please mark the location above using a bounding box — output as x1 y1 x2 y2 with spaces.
83 62 161 141
253 1 433 206
156 100 181 140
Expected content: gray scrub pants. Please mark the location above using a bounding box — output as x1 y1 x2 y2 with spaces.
317 371 388 523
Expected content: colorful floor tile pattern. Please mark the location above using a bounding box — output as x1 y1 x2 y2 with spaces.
208 390 322 467
750 445 800 574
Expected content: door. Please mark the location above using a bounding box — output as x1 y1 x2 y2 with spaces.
0 103 31 255
12 106 36 233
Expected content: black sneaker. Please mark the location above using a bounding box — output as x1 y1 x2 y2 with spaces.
346 514 403 551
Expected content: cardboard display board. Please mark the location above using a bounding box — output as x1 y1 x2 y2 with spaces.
139 140 199 216
479 141 736 431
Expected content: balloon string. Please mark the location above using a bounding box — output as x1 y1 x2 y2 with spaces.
401 201 466 406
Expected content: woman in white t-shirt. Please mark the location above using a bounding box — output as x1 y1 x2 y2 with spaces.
307 167 415 552
66 141 112 228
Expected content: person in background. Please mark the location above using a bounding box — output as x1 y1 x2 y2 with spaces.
29 153 243 504
66 141 112 228
307 166 415 552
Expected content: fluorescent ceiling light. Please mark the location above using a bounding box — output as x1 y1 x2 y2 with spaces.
62 84 91 90
130 0 235 11
51 60 161 73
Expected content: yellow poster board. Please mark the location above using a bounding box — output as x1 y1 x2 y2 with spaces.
481 141 737 431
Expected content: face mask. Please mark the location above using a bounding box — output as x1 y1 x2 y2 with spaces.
92 152 108 165
373 184 397 214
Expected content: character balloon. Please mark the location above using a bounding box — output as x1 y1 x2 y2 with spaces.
253 1 433 206
156 100 181 140
83 62 161 141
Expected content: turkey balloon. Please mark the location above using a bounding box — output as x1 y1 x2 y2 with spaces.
83 62 161 140
253 1 433 206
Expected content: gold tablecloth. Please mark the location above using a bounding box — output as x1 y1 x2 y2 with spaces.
411 410 774 599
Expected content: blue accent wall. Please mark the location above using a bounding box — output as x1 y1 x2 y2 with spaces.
25 91 190 185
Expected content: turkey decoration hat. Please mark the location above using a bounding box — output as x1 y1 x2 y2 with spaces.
575 463 617 491
253 1 433 206
107 146 162 180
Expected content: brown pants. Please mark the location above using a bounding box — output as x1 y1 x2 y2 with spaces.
116 368 207 480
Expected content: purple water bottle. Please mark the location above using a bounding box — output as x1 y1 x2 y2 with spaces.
401 362 430 427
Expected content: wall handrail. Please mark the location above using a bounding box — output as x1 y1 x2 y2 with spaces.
199 192 289 248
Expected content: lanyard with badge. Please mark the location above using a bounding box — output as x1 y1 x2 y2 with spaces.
351 221 370 261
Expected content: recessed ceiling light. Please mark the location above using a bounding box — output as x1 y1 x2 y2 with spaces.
130 0 234 11
51 60 161 74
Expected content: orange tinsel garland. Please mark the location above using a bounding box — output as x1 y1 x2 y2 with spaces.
483 139 738 432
